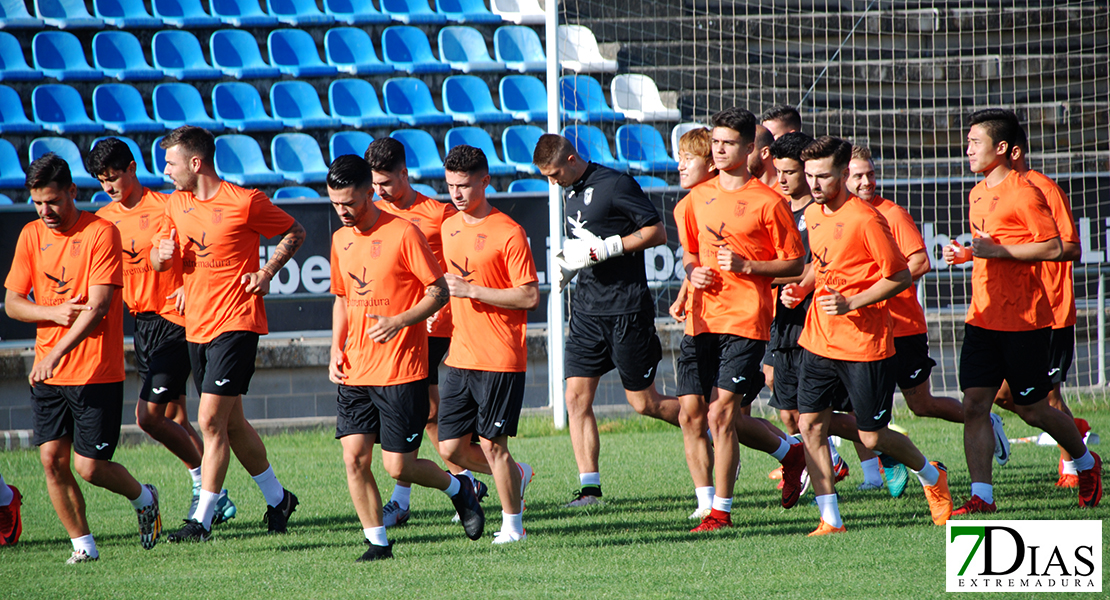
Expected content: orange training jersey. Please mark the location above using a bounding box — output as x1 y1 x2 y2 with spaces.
1024 169 1078 328
377 194 458 338
96 189 185 325
673 195 696 336
156 181 295 343
442 208 537 372
331 212 444 386
682 176 804 340
5 212 125 385
869 196 928 337
798 196 908 362
965 170 1058 332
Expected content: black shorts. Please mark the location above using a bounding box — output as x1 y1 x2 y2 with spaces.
32 381 124 460
798 350 895 432
564 310 663 392
1048 326 1075 385
762 345 775 369
336 380 429 453
773 347 850 412
133 312 191 404
680 333 765 401
676 334 714 399
893 333 937 390
438 367 526 441
188 331 259 397
427 336 450 386
959 324 1052 405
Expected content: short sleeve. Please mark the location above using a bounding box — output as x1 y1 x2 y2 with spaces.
89 222 124 287
503 225 538 288
681 192 701 256
614 176 661 230
862 214 908 279
1040 183 1079 244
1019 188 1061 243
4 227 34 295
247 190 296 239
673 197 690 249
401 223 444 286
885 205 927 259
330 234 346 296
767 198 805 261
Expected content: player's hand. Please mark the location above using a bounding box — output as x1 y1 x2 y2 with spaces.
817 285 852 315
444 273 474 299
426 308 441 333
781 282 811 309
241 270 272 296
29 351 63 387
944 240 972 265
668 295 686 322
716 247 749 274
366 314 404 343
689 266 717 290
566 216 598 242
553 252 580 292
167 286 185 314
49 294 91 327
561 239 596 269
157 228 179 263
970 230 999 258
588 235 624 263
328 348 348 384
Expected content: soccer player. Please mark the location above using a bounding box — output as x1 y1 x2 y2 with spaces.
681 108 809 532
151 126 304 541
326 155 485 561
761 105 802 140
533 133 682 507
0 473 19 545
790 136 952 535
748 124 778 189
5 153 161 562
88 138 237 523
943 111 1101 514
436 145 538 544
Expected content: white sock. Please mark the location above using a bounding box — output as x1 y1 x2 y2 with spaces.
196 489 219 529
860 458 883 486
364 526 388 546
815 494 842 528
912 460 939 487
1073 450 1096 472
129 484 154 509
580 472 601 488
71 534 99 558
711 495 733 513
694 486 715 510
390 484 412 509
828 439 842 465
970 482 994 505
501 511 524 536
1062 460 1078 475
251 466 285 507
444 474 462 498
0 475 11 506
188 467 202 488
459 470 475 485
770 437 791 461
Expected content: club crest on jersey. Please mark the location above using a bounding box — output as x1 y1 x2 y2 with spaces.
70 239 82 257
139 214 150 230
834 223 844 240
583 187 594 206
371 239 382 259
797 214 807 231
212 207 223 224
734 200 747 217
475 233 487 251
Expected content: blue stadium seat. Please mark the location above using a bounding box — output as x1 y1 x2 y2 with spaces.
410 182 438 197
32 84 104 134
32 31 104 81
436 0 500 24
0 138 25 187
92 32 165 81
214 134 285 186
562 124 629 171
328 79 398 128
507 178 547 193
28 137 100 187
560 74 623 122
381 77 453 126
93 0 162 27
634 175 668 189
442 75 512 125
93 84 166 133
153 83 225 131
90 135 166 187
34 0 104 28
485 183 498 195
271 133 328 184
268 29 338 77
500 124 541 174
0 31 42 81
498 74 545 122
151 135 169 180
270 80 341 130
324 27 395 75
152 0 222 28
494 25 544 73
152 30 223 80
0 84 41 133
210 29 281 80
268 0 332 25
212 82 283 132
389 129 444 180
89 190 111 203
0 0 44 28
444 127 515 176
211 0 278 26
616 124 678 173
329 130 373 162
0 192 13 203
381 0 444 24
381 26 450 74
438 26 504 73
273 185 319 199
323 0 389 24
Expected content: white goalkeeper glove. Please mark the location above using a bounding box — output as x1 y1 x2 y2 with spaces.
566 216 624 265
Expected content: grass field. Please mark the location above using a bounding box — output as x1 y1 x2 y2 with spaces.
1 405 1107 599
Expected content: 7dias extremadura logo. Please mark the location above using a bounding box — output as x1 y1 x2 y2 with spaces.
946 520 1102 592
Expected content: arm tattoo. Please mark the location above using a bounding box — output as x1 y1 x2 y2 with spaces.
426 284 449 308
261 222 306 277
632 230 644 239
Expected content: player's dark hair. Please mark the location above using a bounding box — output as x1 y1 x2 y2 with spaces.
159 125 215 165
761 104 803 132
26 153 72 190
327 154 374 190
754 124 775 150
770 131 814 161
86 137 135 178
444 144 489 175
800 136 853 172
968 108 1027 153
532 133 579 167
364 137 406 172
710 107 757 143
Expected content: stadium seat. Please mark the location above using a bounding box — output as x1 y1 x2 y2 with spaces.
560 74 623 123
324 27 395 75
90 135 166 187
616 124 679 173
93 84 166 133
381 77 453 126
0 138 25 187
32 84 104 134
611 74 681 123
153 30 223 80
273 186 319 199
93 0 162 27
437 0 498 23
270 80 341 130
0 31 42 81
562 124 629 171
32 31 104 81
634 175 668 189
28 137 100 187
210 30 281 80
494 25 544 73
442 75 512 124
271 133 329 184
501 124 541 174
34 0 104 28
211 0 278 26
507 178 546 193
329 130 373 161
0 192 12 203
269 29 338 77
153 83 225 131
0 0 44 27
92 32 165 81
89 190 110 203
411 182 438 197
380 0 444 24
438 26 504 73
269 0 331 25
213 134 285 186
444 127 515 176
498 75 546 122
389 129 444 180
328 79 398 128
323 0 389 24
670 122 706 161
212 82 283 132
0 84 41 133
557 24 617 73
381 26 450 74
151 135 169 180
152 0 222 28
489 0 541 25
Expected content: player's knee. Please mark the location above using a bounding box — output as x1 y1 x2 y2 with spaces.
72 455 105 483
857 431 881 451
380 453 410 480
39 448 69 478
136 407 167 433
905 397 931 418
